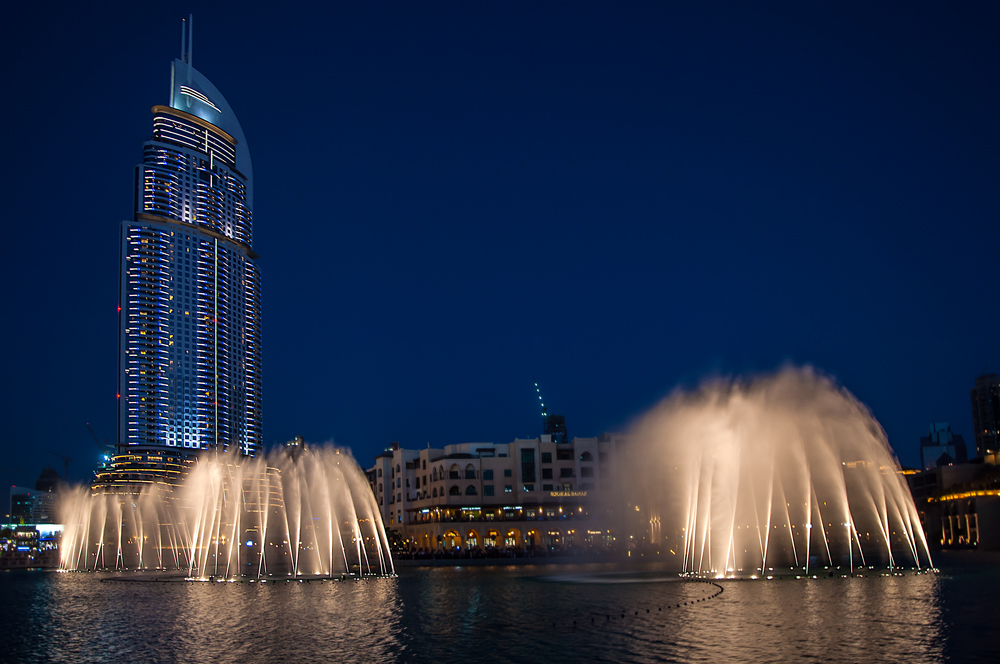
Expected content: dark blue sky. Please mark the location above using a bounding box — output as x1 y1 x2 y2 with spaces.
3 1 998 485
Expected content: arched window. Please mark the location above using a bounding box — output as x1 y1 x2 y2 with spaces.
449 464 460 480
449 486 460 496
465 464 476 479
432 468 438 481
378 483 382 492
432 487 438 498
579 451 593 462
396 464 401 473
439 465 444 478
465 485 477 495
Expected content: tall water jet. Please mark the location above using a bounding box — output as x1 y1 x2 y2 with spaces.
618 367 932 576
59 444 393 578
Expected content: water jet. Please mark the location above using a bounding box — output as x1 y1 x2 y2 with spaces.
59 444 393 578
620 367 932 577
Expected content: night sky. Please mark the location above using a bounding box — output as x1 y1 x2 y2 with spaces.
3 1 998 487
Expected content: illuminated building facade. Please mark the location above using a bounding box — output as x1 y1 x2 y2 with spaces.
367 435 623 553
907 461 1000 549
118 20 261 459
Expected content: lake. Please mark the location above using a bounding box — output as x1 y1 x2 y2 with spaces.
1 551 996 663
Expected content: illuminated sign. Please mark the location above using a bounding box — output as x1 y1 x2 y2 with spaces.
549 491 588 497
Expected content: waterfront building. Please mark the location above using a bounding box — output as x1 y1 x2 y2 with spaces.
0 524 61 569
971 373 1000 459
919 422 968 471
367 434 624 553
117 17 261 464
907 459 1000 549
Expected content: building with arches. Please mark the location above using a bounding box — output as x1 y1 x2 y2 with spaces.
367 434 625 553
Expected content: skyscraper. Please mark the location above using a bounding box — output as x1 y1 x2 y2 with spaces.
971 373 1000 459
118 18 261 458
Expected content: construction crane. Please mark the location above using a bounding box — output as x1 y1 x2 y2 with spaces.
46 450 70 484
534 378 548 430
86 422 112 456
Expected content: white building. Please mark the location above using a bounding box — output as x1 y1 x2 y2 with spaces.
367 434 626 552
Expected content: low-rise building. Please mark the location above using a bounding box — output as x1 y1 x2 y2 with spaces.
907 459 1000 549
367 434 625 554
0 524 61 569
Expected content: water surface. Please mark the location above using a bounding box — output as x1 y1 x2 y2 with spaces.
1 553 996 663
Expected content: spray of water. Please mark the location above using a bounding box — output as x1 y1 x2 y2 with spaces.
59 445 393 578
619 366 931 576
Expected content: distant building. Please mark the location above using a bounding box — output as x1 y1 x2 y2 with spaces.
920 423 968 470
971 373 1000 458
367 434 623 553
285 435 306 460
544 415 568 445
8 466 65 524
9 487 57 525
34 466 63 493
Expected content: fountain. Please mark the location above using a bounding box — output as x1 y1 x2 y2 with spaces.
619 367 932 577
58 444 393 578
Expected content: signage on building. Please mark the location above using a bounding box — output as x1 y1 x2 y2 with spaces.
549 491 587 497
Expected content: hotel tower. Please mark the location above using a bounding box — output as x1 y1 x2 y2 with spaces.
117 18 261 461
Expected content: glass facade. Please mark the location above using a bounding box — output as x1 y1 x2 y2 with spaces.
119 56 261 457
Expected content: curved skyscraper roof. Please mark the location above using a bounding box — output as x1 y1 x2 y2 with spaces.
169 58 254 207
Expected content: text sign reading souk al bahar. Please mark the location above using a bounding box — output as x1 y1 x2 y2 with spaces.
549 491 588 497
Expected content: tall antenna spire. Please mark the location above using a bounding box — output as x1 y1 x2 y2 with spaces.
180 15 194 65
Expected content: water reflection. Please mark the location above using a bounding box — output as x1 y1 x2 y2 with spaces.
0 564 959 663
